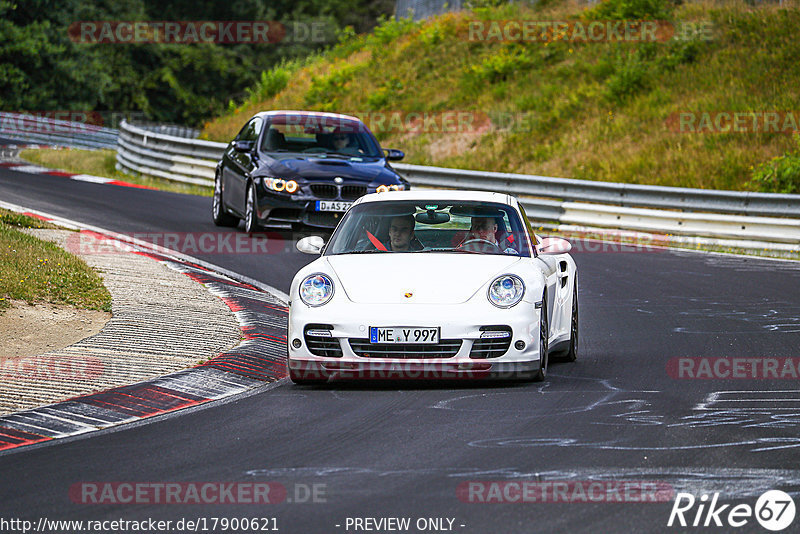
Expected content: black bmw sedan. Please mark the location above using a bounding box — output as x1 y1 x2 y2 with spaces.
212 110 409 232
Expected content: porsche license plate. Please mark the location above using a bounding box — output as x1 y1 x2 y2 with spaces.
369 327 440 344
315 201 352 212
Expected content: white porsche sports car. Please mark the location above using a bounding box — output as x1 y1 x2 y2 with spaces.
287 190 578 383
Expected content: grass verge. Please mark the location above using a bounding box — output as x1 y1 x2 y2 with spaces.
19 148 212 197
0 209 112 314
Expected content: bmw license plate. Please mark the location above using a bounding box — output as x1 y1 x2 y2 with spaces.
369 327 440 344
315 201 352 212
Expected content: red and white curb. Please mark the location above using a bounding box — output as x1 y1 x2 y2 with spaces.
0 206 289 453
0 160 156 190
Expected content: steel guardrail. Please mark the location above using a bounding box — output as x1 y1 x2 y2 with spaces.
0 112 118 150
391 163 800 219
116 120 224 185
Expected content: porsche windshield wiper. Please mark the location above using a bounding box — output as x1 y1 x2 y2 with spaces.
417 248 505 255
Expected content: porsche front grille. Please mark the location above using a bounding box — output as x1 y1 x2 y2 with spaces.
469 326 512 358
349 339 462 359
304 325 342 357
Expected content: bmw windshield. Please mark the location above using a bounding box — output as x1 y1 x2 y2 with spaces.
325 200 532 256
261 115 383 159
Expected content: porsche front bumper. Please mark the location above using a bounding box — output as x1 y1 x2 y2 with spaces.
287 299 545 381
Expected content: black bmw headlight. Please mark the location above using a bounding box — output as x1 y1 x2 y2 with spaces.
262 177 300 194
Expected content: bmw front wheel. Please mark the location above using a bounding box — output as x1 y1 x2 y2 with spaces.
244 183 260 233
212 174 239 227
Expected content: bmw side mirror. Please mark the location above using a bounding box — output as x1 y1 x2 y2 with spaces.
538 237 571 255
233 140 254 152
384 149 404 161
296 236 326 255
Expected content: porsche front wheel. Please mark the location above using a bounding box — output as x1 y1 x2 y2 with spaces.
564 280 578 362
533 292 549 382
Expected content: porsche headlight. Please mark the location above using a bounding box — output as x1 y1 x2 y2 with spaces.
488 275 525 308
299 274 334 306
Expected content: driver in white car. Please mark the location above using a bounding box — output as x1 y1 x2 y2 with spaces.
388 214 424 252
469 217 497 242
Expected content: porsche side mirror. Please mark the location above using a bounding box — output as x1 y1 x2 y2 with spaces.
384 149 405 161
538 237 571 255
296 235 326 254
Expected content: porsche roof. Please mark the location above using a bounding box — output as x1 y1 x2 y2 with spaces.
355 189 515 206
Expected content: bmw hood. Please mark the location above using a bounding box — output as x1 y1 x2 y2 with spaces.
324 254 521 304
263 157 394 183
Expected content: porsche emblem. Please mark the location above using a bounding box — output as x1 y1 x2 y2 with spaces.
404 292 413 298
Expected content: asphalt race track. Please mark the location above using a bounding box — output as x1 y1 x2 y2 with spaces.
1 166 800 533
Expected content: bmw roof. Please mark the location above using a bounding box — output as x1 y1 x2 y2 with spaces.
254 110 362 122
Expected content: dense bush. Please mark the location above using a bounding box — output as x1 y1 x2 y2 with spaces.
0 0 393 126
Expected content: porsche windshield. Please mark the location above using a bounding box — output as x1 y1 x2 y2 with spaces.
325 200 532 256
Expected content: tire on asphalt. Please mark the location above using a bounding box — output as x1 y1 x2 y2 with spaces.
212 174 239 228
533 291 549 382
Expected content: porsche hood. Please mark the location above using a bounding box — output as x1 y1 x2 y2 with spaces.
324 254 521 304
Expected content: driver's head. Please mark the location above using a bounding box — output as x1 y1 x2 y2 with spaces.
332 133 349 149
470 217 497 243
331 127 350 150
388 214 415 251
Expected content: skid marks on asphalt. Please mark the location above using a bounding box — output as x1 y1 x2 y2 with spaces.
427 374 800 453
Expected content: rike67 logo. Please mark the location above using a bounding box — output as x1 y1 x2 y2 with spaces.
668 490 796 531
